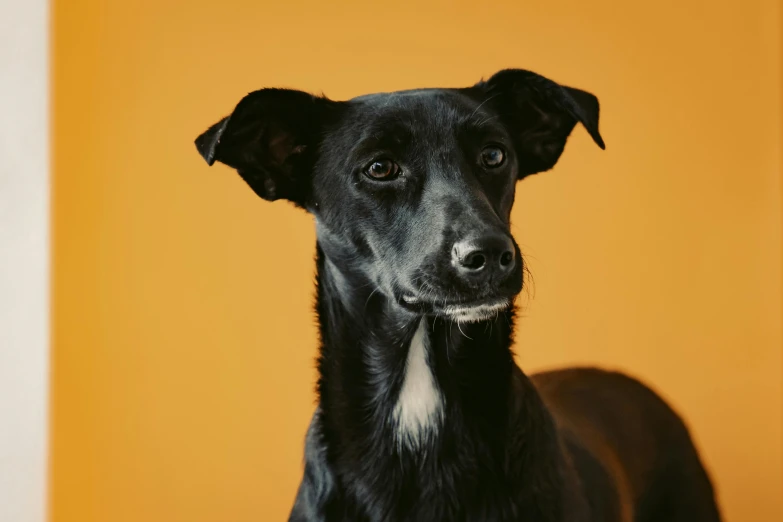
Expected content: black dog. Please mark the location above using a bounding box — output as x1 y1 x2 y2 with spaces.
195 69 722 522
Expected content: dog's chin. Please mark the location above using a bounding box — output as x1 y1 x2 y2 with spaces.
399 295 513 323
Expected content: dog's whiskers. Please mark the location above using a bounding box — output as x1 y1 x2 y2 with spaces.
364 287 380 309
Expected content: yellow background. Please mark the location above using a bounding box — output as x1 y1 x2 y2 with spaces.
51 0 782 521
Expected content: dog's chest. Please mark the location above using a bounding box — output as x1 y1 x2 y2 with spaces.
337 429 555 521
339 465 551 522
345 323 554 521
392 319 443 448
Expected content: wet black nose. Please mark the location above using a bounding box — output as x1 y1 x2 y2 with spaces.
452 234 516 281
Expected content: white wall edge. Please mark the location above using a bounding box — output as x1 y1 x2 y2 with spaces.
0 1 51 521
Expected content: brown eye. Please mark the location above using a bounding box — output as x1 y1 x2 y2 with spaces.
364 158 400 180
481 146 505 168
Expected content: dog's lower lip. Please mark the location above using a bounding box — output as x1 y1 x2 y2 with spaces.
401 295 510 311
440 297 510 311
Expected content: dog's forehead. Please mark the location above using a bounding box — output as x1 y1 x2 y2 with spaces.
344 88 490 135
350 88 478 116
349 87 450 101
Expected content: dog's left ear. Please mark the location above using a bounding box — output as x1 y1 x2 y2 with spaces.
476 69 605 178
194 88 339 206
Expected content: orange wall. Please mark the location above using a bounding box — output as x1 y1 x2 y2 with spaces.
51 1 782 521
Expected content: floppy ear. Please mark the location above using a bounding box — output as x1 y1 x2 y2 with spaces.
194 89 338 206
476 69 605 178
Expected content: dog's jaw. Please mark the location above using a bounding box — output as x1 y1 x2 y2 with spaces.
392 318 443 449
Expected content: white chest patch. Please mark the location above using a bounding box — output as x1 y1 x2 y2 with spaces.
392 319 443 448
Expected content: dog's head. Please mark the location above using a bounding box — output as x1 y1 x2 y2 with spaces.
195 69 604 322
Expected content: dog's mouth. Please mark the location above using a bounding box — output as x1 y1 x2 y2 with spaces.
398 294 512 323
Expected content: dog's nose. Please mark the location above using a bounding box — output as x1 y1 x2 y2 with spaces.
452 235 516 281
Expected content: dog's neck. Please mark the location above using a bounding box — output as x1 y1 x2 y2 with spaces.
314 244 521 454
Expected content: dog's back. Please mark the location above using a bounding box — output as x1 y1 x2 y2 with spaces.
533 368 721 522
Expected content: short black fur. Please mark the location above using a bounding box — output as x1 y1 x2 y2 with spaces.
195 69 722 522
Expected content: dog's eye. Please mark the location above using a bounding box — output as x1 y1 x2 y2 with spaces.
364 159 400 180
481 146 506 168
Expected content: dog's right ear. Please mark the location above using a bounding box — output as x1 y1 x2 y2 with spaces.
194 89 338 206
